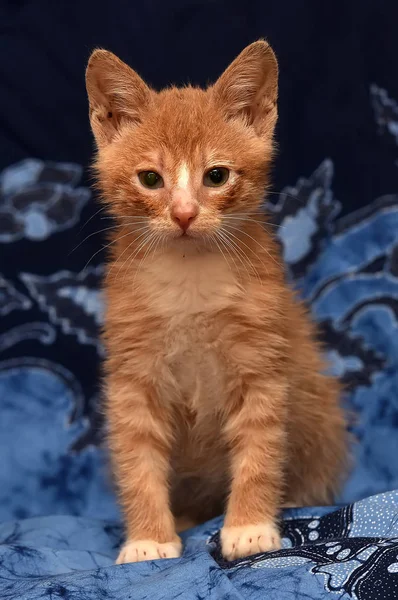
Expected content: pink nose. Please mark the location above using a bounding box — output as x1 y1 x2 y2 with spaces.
171 203 198 232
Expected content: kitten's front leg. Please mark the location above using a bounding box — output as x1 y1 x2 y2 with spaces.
221 379 287 560
107 383 181 564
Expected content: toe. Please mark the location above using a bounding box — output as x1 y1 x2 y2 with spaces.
221 522 281 560
116 539 182 564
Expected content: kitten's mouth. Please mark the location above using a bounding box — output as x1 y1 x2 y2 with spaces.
178 231 193 239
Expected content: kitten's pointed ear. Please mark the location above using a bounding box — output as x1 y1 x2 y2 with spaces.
212 40 278 138
86 49 152 148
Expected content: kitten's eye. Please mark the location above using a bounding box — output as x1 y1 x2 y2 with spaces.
203 167 229 187
138 171 164 189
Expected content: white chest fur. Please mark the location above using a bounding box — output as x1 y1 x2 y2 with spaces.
140 246 241 319
137 246 241 406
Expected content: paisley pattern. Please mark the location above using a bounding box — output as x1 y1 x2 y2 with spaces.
0 275 31 316
0 159 90 242
0 84 398 598
21 267 104 352
209 491 398 600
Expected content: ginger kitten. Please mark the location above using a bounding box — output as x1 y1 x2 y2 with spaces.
86 41 347 564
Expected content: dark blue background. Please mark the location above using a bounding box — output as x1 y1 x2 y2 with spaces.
1 0 397 213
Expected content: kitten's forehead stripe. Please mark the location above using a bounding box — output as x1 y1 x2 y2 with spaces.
177 163 190 190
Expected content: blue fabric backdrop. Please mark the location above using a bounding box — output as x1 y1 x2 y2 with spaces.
0 1 398 598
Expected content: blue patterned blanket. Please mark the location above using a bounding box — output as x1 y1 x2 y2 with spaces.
1 493 398 599
1 74 398 600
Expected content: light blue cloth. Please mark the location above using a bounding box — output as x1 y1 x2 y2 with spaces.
1 492 398 599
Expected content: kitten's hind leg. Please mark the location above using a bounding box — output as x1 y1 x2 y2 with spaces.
285 376 348 507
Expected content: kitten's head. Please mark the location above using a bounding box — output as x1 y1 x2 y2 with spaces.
86 41 278 246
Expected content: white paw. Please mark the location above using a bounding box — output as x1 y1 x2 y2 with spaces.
221 522 281 561
116 538 182 564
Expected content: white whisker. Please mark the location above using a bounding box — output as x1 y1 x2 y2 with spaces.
218 229 261 283
216 230 248 278
132 232 161 288
108 227 151 282
134 232 168 294
121 231 157 284
223 214 283 228
79 205 108 232
220 227 264 280
212 233 233 273
70 223 147 255
82 227 141 273
216 230 240 272
267 190 305 204
101 216 150 222
222 223 279 268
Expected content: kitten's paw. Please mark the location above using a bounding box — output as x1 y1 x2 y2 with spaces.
221 522 281 561
116 538 182 564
